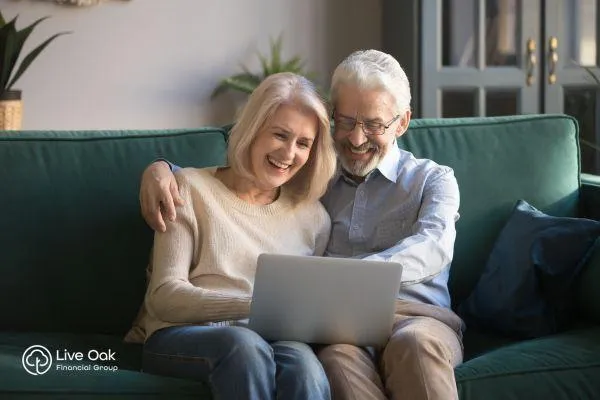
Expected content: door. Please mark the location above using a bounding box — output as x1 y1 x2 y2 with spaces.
421 0 541 118
421 0 600 174
544 0 600 173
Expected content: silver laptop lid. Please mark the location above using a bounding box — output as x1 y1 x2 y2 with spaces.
248 254 403 347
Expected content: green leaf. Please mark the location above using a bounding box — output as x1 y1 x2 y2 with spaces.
0 18 18 92
210 74 261 99
240 64 255 77
238 66 264 86
221 77 257 94
270 35 283 73
210 33 326 100
15 17 50 53
5 16 50 90
258 51 271 77
7 31 70 90
210 83 229 99
238 72 262 86
282 56 304 73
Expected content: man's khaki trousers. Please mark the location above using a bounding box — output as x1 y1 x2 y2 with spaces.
318 300 464 400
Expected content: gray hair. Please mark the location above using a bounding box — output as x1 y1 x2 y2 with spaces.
330 49 411 113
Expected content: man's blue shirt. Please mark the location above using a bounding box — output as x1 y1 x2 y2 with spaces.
320 144 460 308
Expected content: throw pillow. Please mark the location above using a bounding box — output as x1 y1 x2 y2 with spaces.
458 199 600 339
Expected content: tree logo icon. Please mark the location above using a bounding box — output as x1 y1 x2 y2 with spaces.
22 345 53 376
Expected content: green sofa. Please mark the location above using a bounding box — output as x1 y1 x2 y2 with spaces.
1 114 599 399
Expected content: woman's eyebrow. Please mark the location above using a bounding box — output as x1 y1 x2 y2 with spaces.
270 125 293 134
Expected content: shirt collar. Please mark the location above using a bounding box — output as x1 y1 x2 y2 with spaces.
376 143 400 183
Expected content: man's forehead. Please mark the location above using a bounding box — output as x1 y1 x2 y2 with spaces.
334 85 395 112
334 101 395 121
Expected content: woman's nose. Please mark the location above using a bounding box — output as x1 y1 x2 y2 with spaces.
282 141 295 158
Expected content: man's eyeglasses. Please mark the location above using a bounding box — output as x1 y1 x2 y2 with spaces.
332 110 400 136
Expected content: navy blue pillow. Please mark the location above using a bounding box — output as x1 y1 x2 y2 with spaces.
458 199 600 339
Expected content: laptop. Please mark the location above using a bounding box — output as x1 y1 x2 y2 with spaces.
248 253 403 347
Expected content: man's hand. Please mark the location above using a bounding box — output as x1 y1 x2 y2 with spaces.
140 161 184 232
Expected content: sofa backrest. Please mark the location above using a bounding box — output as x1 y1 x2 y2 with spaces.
0 128 228 334
0 114 581 334
398 114 581 306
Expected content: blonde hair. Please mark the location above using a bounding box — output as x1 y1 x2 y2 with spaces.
331 49 411 113
227 72 336 204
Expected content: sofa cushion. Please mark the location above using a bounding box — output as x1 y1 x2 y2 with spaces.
0 129 227 335
399 115 581 305
456 327 600 399
459 199 600 338
0 331 210 398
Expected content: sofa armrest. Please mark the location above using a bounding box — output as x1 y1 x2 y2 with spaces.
580 173 600 220
575 174 600 324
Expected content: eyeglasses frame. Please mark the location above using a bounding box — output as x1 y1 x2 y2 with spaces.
331 109 401 136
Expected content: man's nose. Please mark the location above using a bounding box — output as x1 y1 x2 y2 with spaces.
347 124 369 147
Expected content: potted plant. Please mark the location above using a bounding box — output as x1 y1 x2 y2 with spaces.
211 35 328 100
0 11 70 130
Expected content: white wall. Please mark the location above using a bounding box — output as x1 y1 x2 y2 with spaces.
1 0 381 130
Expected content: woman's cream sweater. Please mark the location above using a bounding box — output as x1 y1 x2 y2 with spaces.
125 167 331 343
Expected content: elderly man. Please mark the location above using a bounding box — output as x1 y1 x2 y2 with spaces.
140 49 463 400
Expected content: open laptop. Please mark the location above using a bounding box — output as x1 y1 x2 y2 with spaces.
248 253 403 347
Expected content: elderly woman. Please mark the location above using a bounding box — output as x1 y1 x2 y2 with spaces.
125 72 337 400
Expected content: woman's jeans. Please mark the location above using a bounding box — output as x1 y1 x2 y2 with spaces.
143 325 331 400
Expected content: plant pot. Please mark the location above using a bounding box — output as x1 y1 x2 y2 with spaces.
0 90 23 131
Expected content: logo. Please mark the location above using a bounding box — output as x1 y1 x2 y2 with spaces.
22 345 53 376
21 345 119 375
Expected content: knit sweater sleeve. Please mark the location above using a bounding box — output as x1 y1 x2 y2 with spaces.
313 204 332 256
145 169 251 324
